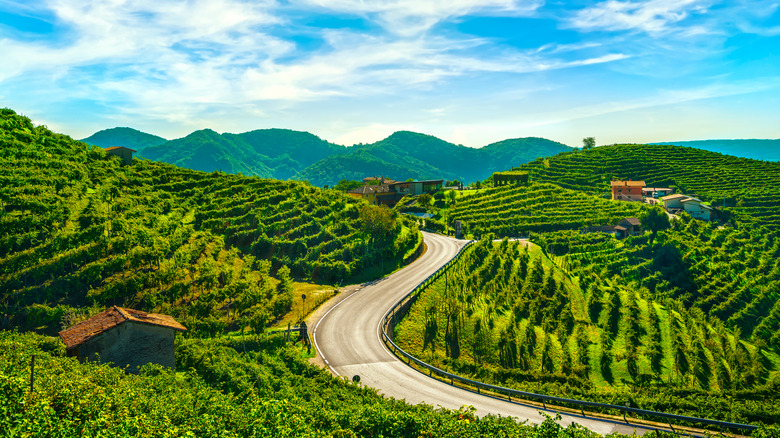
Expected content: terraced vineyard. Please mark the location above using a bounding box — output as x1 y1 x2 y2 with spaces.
395 237 780 425
537 222 780 352
0 108 419 334
448 182 647 236
514 144 780 227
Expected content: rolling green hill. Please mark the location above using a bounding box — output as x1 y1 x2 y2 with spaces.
82 125 572 187
654 139 780 162
514 144 780 227
81 127 167 152
295 132 573 187
0 108 419 336
140 128 348 180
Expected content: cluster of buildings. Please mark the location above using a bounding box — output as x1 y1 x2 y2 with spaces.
347 176 444 206
610 179 712 220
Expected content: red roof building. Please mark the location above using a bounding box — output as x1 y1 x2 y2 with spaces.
59 306 186 373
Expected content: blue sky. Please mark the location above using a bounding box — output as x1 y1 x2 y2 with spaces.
1 0 778 147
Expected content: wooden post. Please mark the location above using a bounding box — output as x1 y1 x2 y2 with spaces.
30 354 35 395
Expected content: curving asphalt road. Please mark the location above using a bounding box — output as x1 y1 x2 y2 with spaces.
313 232 652 436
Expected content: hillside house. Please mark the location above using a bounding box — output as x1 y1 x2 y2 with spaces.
618 217 642 236
642 187 673 198
59 306 186 373
661 194 712 220
104 146 136 166
390 180 444 196
611 179 645 201
349 179 443 206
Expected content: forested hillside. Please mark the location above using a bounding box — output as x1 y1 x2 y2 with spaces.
395 236 780 425
296 132 572 187
0 108 419 336
81 127 167 152
141 128 348 180
83 125 572 187
515 144 780 227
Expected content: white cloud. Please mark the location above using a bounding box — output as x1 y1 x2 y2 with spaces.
301 0 543 36
568 0 710 34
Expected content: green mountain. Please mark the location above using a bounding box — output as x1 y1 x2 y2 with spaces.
0 108 419 336
81 127 167 151
295 131 573 186
654 139 780 162
140 128 347 180
80 126 572 186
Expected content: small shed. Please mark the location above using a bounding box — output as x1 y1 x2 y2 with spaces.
618 217 642 236
104 146 136 166
59 306 186 373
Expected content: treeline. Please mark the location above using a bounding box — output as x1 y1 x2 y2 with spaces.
395 237 780 425
1 330 645 438
0 108 419 335
514 144 780 228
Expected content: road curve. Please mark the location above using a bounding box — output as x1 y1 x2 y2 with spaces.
312 232 650 436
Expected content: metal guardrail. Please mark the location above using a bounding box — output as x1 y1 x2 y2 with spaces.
380 240 759 434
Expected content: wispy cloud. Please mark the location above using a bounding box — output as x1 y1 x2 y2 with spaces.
301 0 543 36
567 0 710 34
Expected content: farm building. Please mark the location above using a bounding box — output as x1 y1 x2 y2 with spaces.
58 306 186 373
104 146 136 166
611 179 645 202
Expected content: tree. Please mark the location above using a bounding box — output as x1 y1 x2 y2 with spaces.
416 193 433 208
640 207 671 244
359 204 396 244
582 137 596 150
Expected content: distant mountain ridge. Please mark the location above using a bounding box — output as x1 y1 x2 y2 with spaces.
81 127 167 152
652 139 780 161
83 126 573 186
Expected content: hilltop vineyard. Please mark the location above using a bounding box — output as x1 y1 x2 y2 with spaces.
515 144 780 227
0 108 419 334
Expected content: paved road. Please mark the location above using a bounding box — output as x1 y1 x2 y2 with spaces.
313 232 652 435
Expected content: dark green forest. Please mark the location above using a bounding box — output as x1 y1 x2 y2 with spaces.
0 108 419 336
86 125 572 187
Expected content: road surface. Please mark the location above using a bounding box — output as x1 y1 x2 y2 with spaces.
312 231 652 436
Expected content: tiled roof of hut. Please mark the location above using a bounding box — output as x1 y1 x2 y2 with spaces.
59 306 186 350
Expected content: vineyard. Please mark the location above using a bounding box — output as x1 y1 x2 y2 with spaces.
513 144 780 227
394 236 780 425
0 108 420 335
1 330 648 438
447 182 647 236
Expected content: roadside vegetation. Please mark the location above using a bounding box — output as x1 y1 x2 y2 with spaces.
395 236 780 425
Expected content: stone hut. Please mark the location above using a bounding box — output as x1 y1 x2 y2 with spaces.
58 306 186 373
104 146 136 166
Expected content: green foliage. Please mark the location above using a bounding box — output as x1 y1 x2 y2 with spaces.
296 131 573 187
332 179 363 191
0 330 617 438
0 109 419 335
448 182 645 236
395 239 780 425
515 143 780 228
